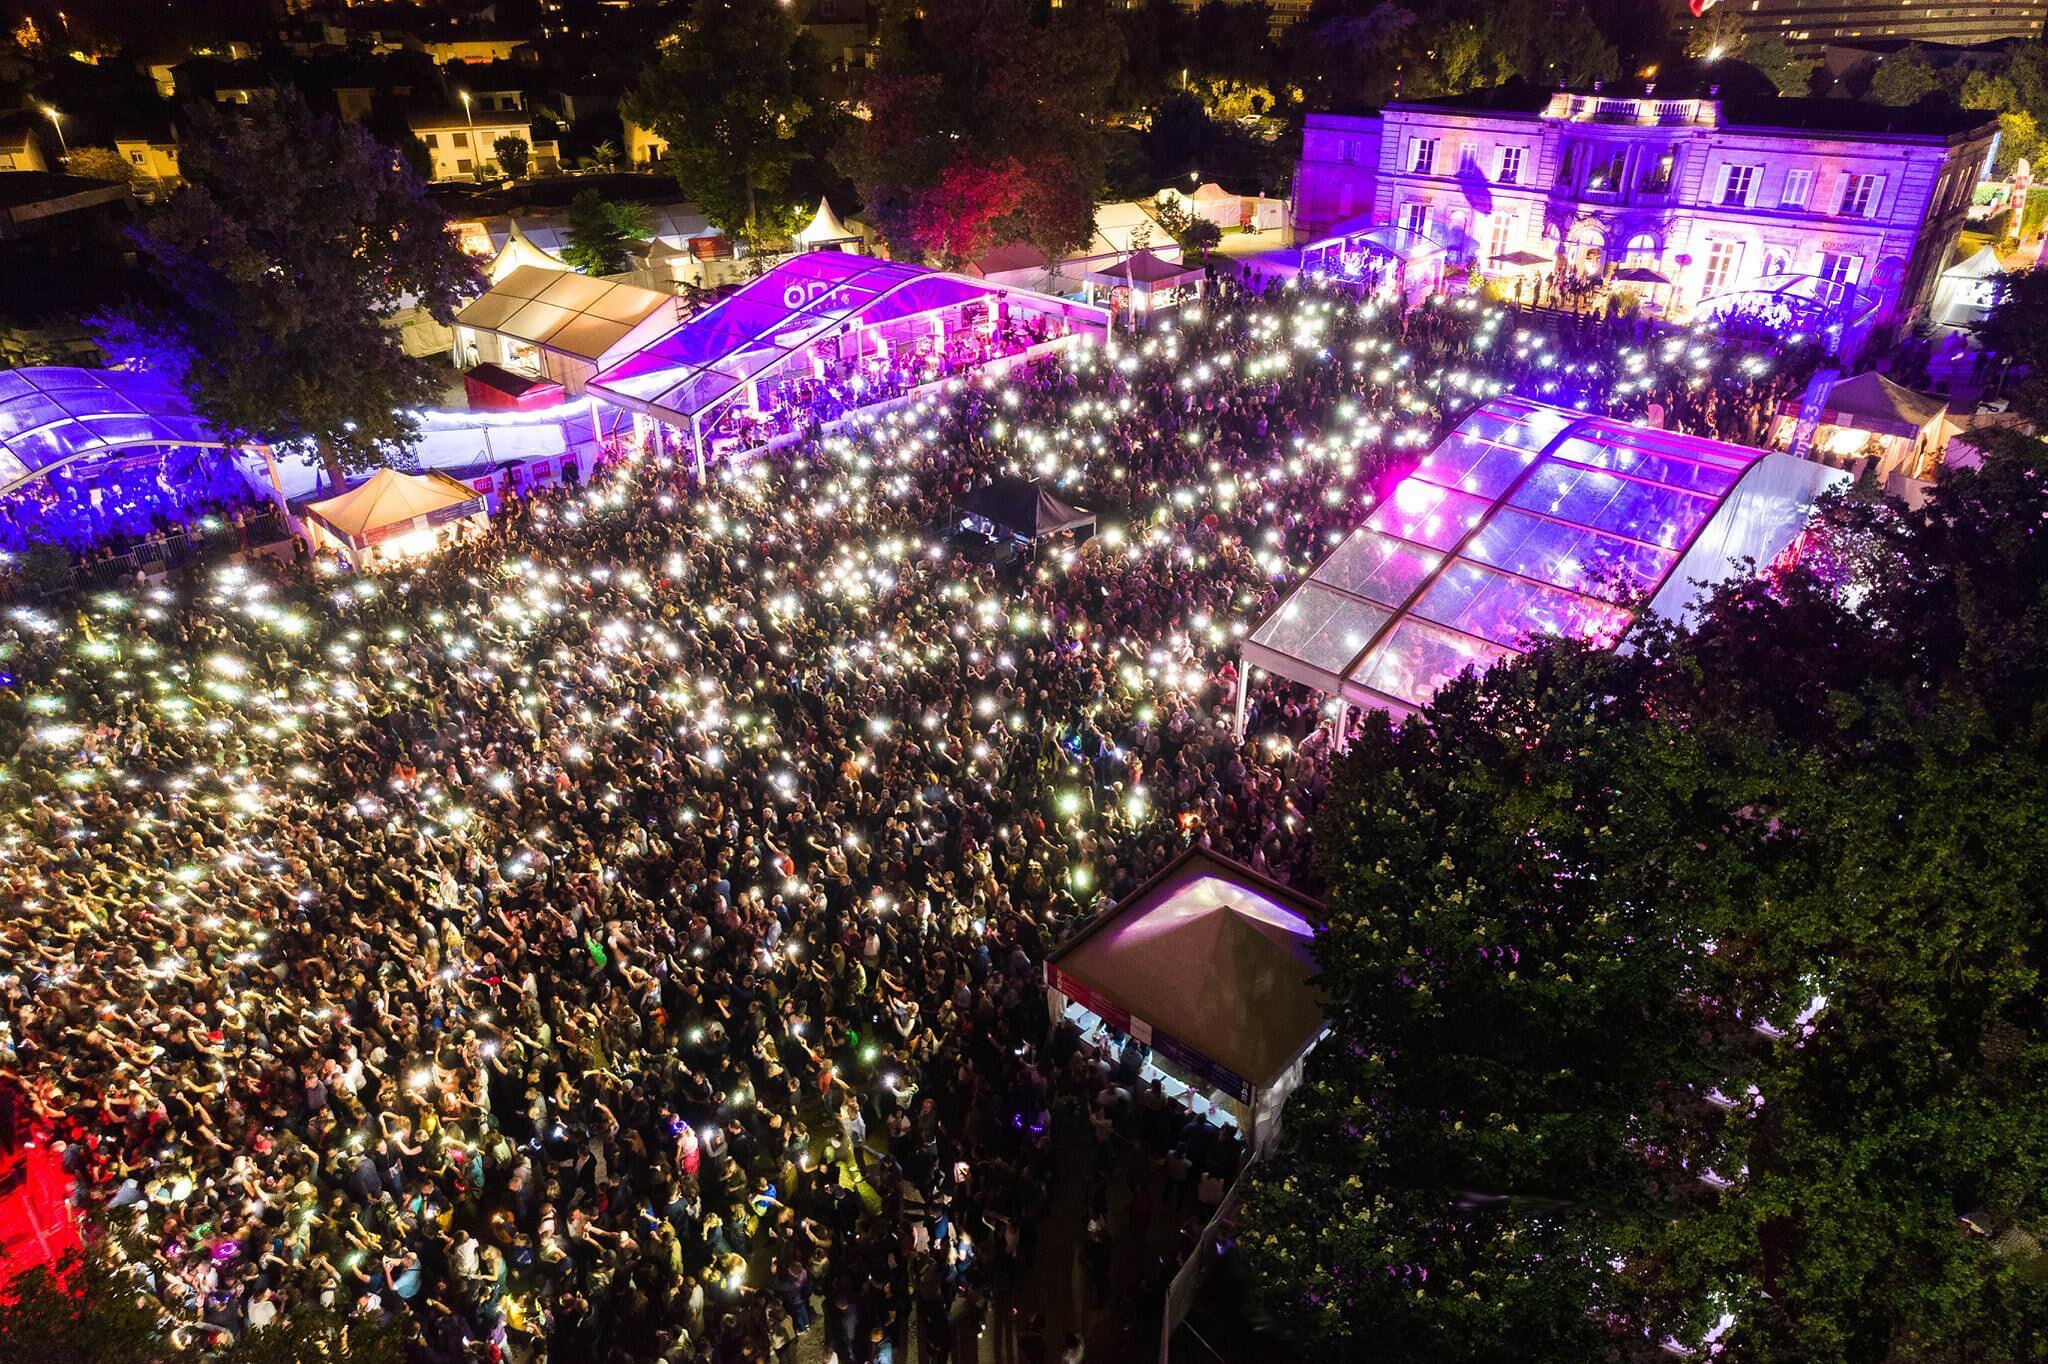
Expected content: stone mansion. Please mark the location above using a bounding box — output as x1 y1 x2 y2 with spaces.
1292 84 1999 334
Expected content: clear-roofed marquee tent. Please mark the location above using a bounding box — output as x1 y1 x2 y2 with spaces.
587 252 1108 466
0 367 278 502
1239 397 1848 730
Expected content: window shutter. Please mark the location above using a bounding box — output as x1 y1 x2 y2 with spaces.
1716 164 1732 201
1493 146 1506 180
1866 174 1886 217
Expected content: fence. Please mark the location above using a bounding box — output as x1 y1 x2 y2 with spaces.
2 506 294 603
1158 1155 1255 1364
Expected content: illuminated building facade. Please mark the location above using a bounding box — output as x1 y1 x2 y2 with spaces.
1292 86 1997 338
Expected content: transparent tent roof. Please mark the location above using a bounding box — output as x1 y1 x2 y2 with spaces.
0 367 230 497
1302 219 1448 269
587 252 1107 433
1246 397 1844 714
1693 272 1880 334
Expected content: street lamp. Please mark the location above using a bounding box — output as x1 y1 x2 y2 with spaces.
42 105 67 163
458 91 478 180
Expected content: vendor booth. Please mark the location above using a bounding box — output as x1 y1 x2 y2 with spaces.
303 468 489 570
955 475 1095 547
1082 249 1206 319
1044 848 1327 1155
1771 371 1949 482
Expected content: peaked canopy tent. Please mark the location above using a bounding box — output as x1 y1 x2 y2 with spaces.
1045 847 1327 1153
1082 249 1207 315
483 221 567 284
587 252 1109 466
1935 243 2008 328
303 468 488 570
1240 396 1848 729
0 366 282 505
453 266 681 398
956 475 1095 544
793 197 861 252
1298 218 1449 304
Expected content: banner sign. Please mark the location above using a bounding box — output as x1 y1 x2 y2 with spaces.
1046 964 1253 1103
1788 367 1840 461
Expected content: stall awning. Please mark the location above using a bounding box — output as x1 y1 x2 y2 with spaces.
1083 249 1204 292
306 468 483 543
1810 372 1947 438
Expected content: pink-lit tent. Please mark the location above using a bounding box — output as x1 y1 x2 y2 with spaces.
1240 396 1848 730
1045 847 1326 1152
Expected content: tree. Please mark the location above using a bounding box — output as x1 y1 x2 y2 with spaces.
1683 4 1745 59
1867 44 1943 106
562 190 652 276
1152 195 1223 260
1993 109 2040 179
1742 33 1817 97
109 90 481 491
627 0 833 248
492 133 530 180
0 1244 161 1364
64 146 137 185
213 1310 404 1364
840 0 1125 265
1981 267 2048 419
1241 449 2048 1364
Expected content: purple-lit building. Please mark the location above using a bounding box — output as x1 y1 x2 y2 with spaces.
1291 86 1997 340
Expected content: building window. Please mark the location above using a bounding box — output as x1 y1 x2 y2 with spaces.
130 150 145 165
1639 150 1675 195
1339 138 1356 165
457 158 473 174
423 133 439 149
1401 202 1430 236
1624 233 1656 267
1497 146 1524 185
1818 252 1863 286
1779 167 1812 209
1488 212 1518 261
1587 148 1628 193
1458 142 1478 175
1720 164 1758 207
453 131 470 148
1702 238 1743 293
1409 138 1438 174
1838 172 1884 218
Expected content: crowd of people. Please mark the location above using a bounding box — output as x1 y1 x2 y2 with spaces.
0 454 278 563
0 279 1820 1364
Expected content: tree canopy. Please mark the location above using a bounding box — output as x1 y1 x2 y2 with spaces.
562 190 652 277
107 90 481 489
838 0 1124 266
1243 443 2048 1364
627 0 837 248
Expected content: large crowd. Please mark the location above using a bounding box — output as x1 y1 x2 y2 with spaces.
0 280 1817 1364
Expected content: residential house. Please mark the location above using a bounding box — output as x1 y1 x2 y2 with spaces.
0 116 50 174
409 106 557 181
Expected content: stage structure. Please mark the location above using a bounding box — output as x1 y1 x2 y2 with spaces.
586 253 1109 469
0 366 285 509
1239 396 1849 730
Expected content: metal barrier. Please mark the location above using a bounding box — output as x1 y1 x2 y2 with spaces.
1158 1156 1254 1364
1 508 294 603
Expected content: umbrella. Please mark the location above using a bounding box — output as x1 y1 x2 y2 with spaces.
1490 249 1551 267
1612 265 1671 286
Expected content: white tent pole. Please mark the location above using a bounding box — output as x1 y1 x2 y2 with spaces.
1232 666 1250 737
